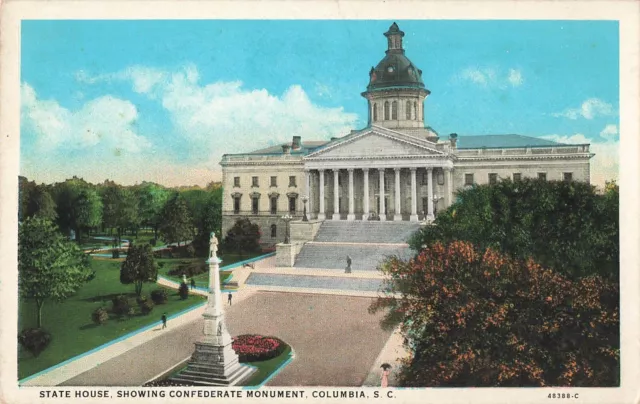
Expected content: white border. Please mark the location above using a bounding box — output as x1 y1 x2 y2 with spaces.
1 1 638 404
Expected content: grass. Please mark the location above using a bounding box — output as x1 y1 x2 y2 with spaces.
243 344 293 387
17 257 205 380
157 251 264 288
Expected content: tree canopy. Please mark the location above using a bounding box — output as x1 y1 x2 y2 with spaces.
224 218 261 256
158 193 194 246
18 217 91 328
120 242 158 296
409 178 619 281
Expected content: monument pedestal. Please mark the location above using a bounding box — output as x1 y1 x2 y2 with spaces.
169 243 256 386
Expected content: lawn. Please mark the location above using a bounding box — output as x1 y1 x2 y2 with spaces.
243 345 293 387
18 257 205 380
78 229 165 250
158 251 265 288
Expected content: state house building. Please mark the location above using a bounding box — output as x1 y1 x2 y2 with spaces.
220 23 593 247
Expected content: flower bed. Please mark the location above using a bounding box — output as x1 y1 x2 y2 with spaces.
232 334 286 362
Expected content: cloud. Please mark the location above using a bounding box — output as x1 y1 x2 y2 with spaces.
541 131 618 188
551 98 615 120
21 82 151 154
457 67 522 88
77 66 169 96
599 124 618 139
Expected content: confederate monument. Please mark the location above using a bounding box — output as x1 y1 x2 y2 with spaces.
170 232 255 386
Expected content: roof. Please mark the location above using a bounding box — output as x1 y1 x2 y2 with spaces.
239 141 330 156
456 134 581 149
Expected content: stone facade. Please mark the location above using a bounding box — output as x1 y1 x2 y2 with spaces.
219 23 594 248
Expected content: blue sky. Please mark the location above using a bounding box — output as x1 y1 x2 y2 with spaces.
20 20 619 187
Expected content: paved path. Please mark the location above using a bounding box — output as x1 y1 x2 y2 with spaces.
246 273 383 292
59 291 391 387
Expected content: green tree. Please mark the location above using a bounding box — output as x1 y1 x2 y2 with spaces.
192 188 223 256
18 176 37 222
101 184 140 246
18 217 91 328
120 243 158 297
136 182 171 239
26 185 58 222
224 218 261 256
71 188 103 241
159 193 194 246
409 178 619 281
370 241 619 387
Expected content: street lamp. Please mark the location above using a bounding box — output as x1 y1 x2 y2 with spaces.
302 195 309 222
282 214 292 244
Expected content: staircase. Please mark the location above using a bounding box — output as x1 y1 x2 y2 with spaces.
170 362 255 386
293 221 422 271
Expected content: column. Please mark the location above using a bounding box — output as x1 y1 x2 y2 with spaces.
379 168 386 221
363 168 370 220
445 167 453 208
393 168 402 221
410 168 418 222
333 169 340 220
427 167 434 222
305 169 312 219
347 169 355 221
318 170 325 220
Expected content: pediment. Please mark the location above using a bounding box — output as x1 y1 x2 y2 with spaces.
305 130 443 160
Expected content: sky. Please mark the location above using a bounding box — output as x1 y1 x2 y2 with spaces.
20 20 619 187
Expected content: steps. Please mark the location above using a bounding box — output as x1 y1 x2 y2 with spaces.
294 243 413 271
170 362 255 386
313 221 422 244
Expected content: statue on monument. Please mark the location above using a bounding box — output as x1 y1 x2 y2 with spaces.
217 321 222 336
210 232 218 258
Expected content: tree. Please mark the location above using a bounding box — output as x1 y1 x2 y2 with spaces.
101 185 140 246
136 182 171 239
18 176 37 222
224 218 261 256
159 193 194 246
409 178 619 281
18 217 91 328
71 188 103 241
120 243 158 297
193 188 223 256
370 241 619 387
26 185 57 222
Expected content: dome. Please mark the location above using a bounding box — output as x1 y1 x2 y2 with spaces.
366 23 427 92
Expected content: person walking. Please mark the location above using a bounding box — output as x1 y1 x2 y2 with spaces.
161 313 167 329
190 278 196 290
228 292 233 306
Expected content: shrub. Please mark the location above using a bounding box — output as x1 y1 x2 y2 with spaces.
232 334 287 362
371 241 619 387
149 238 157 247
139 299 154 315
136 295 148 305
151 289 168 304
112 249 120 259
178 282 189 300
91 307 109 325
18 328 52 357
167 261 207 278
111 294 131 316
186 245 196 258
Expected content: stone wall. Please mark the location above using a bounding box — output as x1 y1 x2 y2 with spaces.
290 220 323 242
275 242 304 267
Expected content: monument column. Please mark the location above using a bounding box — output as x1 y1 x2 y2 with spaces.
347 168 355 221
332 169 340 220
393 168 402 221
410 168 418 222
427 167 434 222
318 170 325 220
379 168 386 221
363 168 370 220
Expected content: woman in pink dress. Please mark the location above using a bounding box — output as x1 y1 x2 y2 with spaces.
380 363 391 387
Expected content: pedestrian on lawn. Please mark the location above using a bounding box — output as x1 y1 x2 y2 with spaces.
161 313 167 329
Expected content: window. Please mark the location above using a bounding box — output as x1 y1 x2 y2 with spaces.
270 224 277 238
289 176 296 187
289 196 296 214
406 101 411 120
233 197 241 214
513 173 522 181
464 173 474 186
252 197 259 214
384 101 390 120
538 173 547 181
414 101 417 120
421 171 429 185
563 172 573 182
373 103 378 121
233 177 240 187
270 196 277 214
488 173 498 185
252 176 259 187
270 176 277 187
392 101 398 120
